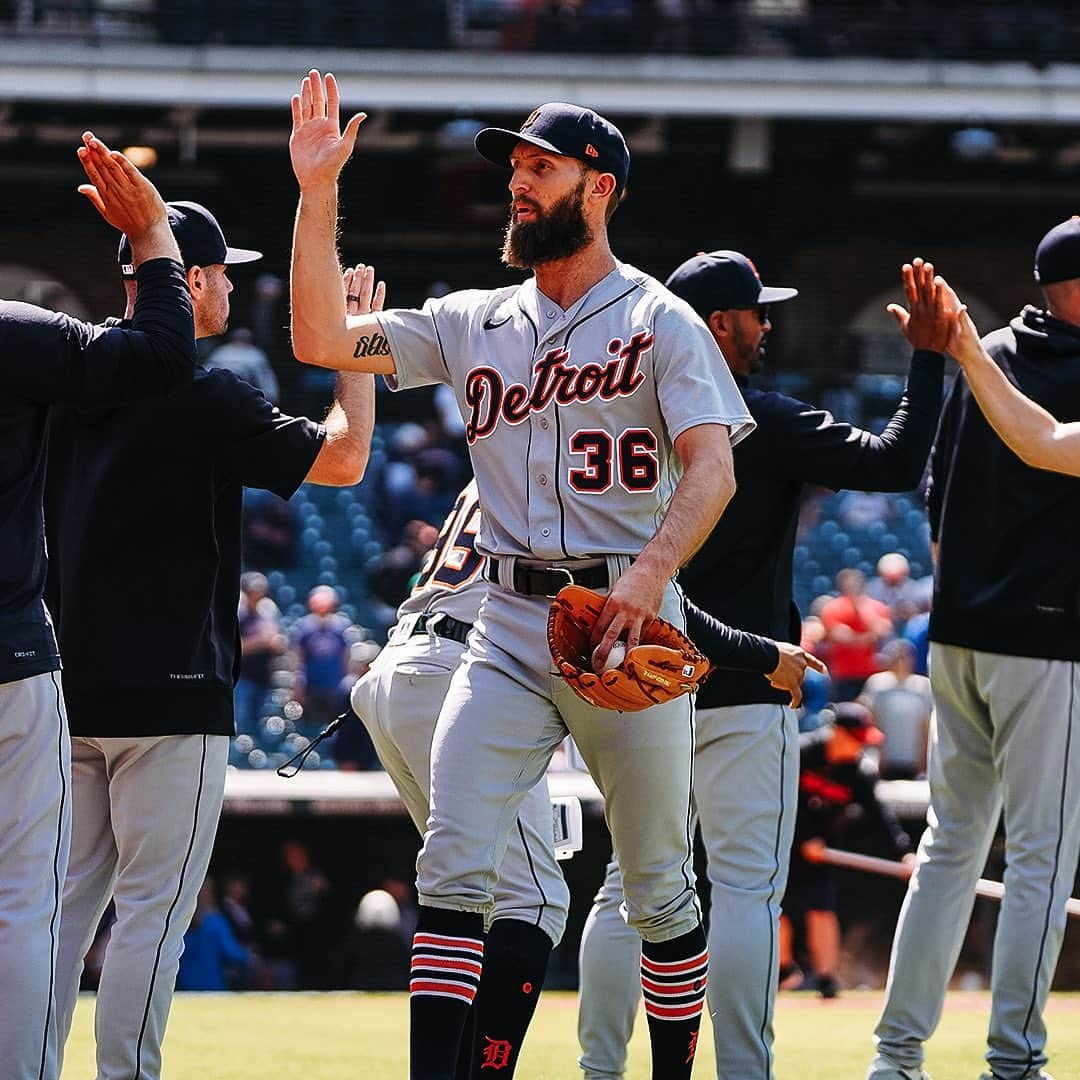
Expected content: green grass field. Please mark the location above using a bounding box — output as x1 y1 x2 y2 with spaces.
61 991 1080 1079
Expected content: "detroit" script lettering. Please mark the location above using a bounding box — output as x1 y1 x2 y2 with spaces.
464 331 653 443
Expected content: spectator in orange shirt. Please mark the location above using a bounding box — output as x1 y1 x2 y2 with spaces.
820 569 893 700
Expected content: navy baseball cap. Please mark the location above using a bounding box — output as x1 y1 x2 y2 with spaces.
475 103 630 194
117 201 262 280
665 250 798 319
1034 216 1080 286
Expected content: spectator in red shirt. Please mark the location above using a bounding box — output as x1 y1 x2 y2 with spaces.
820 569 893 700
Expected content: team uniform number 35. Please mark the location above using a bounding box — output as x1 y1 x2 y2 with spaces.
568 427 659 494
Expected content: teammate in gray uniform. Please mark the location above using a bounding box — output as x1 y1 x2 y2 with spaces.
351 477 570 1077
866 250 1080 1080
578 252 947 1080
0 133 196 1080
287 71 754 1079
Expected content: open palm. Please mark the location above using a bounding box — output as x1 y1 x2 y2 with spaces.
289 70 366 189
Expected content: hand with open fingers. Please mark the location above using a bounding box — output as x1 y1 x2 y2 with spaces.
765 641 828 708
342 264 387 317
289 70 367 190
587 560 666 670
934 277 985 368
886 257 957 353
548 585 713 712
75 131 169 240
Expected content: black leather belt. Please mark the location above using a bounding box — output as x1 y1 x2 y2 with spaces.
412 613 472 645
486 558 610 597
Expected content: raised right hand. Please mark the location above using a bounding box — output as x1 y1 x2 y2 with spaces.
289 70 366 189
76 131 169 240
765 641 828 708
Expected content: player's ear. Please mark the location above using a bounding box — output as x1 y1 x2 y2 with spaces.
186 265 203 298
707 310 731 338
591 172 617 201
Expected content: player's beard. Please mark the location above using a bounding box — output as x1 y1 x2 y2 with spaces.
501 179 592 269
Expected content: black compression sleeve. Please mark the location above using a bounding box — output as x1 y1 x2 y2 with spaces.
684 597 781 673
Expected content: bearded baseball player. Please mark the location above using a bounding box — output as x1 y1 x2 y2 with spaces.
576 251 948 1080
288 70 755 1078
348 458 821 1076
0 134 195 1080
43 207 376 1079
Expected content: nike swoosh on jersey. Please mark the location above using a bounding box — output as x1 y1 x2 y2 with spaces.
483 314 513 330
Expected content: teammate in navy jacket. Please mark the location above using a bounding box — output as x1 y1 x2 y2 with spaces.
577 253 949 1080
0 133 195 1080
868 240 1080 1080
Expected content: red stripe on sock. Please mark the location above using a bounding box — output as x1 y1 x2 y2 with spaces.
409 979 477 1003
410 955 483 976
413 933 484 954
640 949 708 976
640 975 707 997
644 1000 706 1021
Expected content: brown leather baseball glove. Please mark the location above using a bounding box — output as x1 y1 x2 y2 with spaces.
547 584 714 712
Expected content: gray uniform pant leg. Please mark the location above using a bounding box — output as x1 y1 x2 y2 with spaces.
872 644 1080 1080
55 734 228 1080
0 670 70 1080
577 704 797 1080
696 703 798 1080
352 635 569 945
418 586 698 943
577 854 641 1080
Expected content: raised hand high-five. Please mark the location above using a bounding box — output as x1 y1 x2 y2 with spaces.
289 70 366 190
886 257 960 354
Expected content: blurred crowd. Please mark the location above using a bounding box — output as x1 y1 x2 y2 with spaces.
7 1 1077 64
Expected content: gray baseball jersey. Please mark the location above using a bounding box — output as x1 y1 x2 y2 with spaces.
379 263 754 560
352 480 569 946
397 479 485 625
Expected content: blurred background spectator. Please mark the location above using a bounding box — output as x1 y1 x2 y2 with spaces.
278 841 335 989
865 552 930 633
781 703 914 998
204 327 280 402
291 586 352 733
235 572 286 737
858 639 932 780
177 878 250 992
332 642 383 770
820 569 893 701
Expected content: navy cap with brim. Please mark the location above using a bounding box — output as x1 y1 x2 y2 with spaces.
118 200 262 279
475 127 561 170
665 250 798 317
475 102 630 193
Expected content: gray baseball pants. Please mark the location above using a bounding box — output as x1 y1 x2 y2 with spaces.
578 703 798 1079
54 733 228 1080
869 643 1080 1080
351 629 569 945
417 583 700 944
0 670 70 1080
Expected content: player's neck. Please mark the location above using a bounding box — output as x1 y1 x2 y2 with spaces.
531 237 617 311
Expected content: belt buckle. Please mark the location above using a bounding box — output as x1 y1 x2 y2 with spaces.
546 566 575 597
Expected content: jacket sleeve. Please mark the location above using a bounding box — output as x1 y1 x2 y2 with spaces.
926 372 963 543
779 350 945 492
0 258 196 406
683 597 781 673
